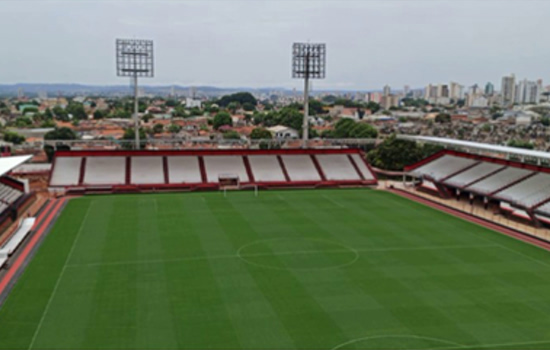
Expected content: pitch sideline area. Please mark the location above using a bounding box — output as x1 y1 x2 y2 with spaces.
3 190 550 349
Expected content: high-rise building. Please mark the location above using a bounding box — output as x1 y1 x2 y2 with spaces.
403 85 410 96
438 84 449 98
449 82 463 100
383 85 391 96
501 74 515 106
515 79 540 104
484 82 494 96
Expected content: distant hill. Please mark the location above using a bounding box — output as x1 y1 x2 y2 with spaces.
0 83 295 98
0 83 381 98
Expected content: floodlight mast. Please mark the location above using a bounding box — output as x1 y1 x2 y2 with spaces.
116 39 154 149
292 43 326 148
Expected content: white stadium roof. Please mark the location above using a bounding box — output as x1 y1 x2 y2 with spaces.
0 155 33 178
397 135 550 164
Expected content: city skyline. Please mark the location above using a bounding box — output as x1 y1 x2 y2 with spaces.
1 1 549 90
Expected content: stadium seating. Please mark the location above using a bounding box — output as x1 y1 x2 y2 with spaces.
0 183 23 209
350 154 376 180
167 156 202 183
203 155 249 183
495 173 550 207
536 201 550 217
50 150 378 190
444 162 505 188
248 155 286 182
131 156 164 184
410 155 478 181
84 157 126 185
281 155 321 181
50 156 82 186
466 167 533 195
315 154 361 181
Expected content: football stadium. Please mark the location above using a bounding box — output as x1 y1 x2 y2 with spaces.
3 139 550 349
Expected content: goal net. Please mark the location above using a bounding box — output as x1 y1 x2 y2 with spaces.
219 174 240 190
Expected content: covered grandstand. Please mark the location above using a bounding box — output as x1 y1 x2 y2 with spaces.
402 136 550 226
49 148 377 193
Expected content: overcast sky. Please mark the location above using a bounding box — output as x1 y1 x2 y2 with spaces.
1 0 548 91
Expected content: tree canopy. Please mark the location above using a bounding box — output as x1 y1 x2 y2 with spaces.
3 131 25 145
213 111 233 130
44 127 78 140
217 92 257 107
367 135 442 171
250 127 272 139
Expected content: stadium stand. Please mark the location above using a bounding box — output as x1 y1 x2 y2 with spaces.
248 155 287 182
466 167 533 195
280 155 322 181
50 156 81 186
350 154 376 181
84 157 126 185
409 155 478 181
130 156 164 184
443 162 505 188
495 173 550 207
405 149 550 226
315 154 361 181
204 155 249 183
167 156 202 184
50 149 377 191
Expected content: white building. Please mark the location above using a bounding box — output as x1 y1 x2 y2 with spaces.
185 97 202 109
267 125 299 139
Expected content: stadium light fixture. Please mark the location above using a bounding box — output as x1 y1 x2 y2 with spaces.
292 43 326 147
116 39 154 149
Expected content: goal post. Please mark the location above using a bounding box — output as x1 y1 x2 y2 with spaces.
218 174 258 197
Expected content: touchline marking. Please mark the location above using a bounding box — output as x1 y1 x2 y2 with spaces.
65 243 498 269
332 335 550 350
27 202 93 350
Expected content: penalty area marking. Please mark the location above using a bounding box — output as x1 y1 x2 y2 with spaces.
331 334 466 350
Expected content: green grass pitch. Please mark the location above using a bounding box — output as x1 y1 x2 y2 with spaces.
3 189 550 349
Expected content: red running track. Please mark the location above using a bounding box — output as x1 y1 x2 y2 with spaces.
0 198 66 296
391 189 550 252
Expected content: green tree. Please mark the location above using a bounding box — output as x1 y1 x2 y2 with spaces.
14 116 33 128
93 110 105 119
348 123 378 138
168 124 182 134
21 106 39 115
435 113 451 123
242 102 255 112
66 101 87 120
367 135 424 170
121 128 147 149
153 123 164 134
250 127 272 139
227 101 240 113
142 113 154 123
217 92 257 107
508 139 534 150
44 127 78 140
333 118 357 138
213 111 233 130
223 130 241 139
308 100 324 115
277 106 303 131
3 131 25 145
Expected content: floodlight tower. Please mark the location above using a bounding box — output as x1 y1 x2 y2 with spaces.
116 39 154 149
292 43 326 148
